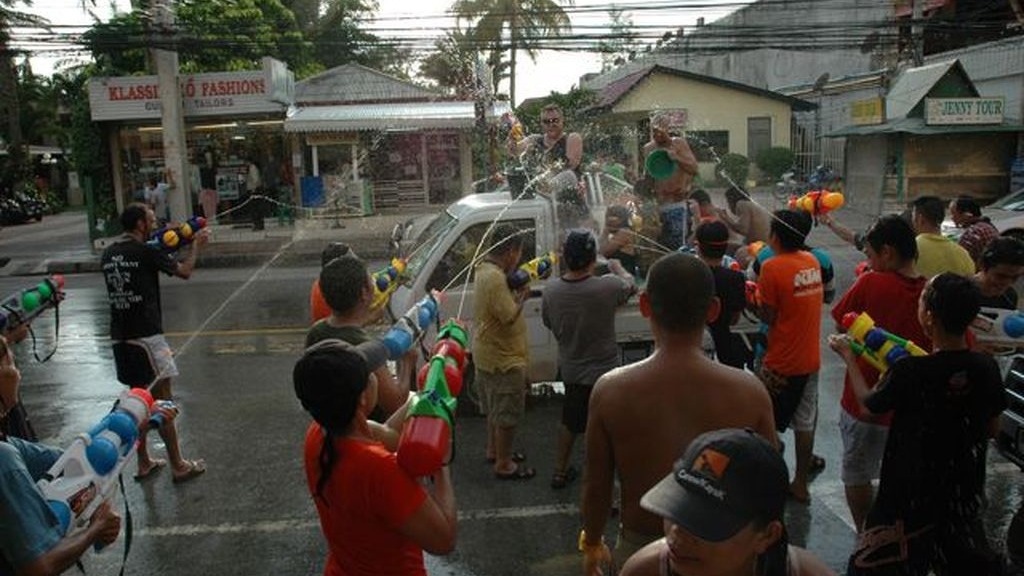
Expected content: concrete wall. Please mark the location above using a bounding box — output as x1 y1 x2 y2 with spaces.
925 36 1024 121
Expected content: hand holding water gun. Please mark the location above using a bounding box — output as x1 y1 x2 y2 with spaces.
147 216 208 252
37 388 160 547
970 307 1024 347
381 291 441 359
501 112 525 144
371 258 407 311
507 252 557 290
788 190 844 217
841 312 927 373
397 320 469 477
0 275 64 333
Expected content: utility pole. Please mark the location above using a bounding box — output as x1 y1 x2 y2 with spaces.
911 0 924 67
153 0 191 221
509 1 518 106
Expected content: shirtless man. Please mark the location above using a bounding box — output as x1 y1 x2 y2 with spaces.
642 112 699 250
580 253 778 576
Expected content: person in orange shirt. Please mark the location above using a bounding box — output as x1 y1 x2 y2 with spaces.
310 242 353 323
755 210 823 481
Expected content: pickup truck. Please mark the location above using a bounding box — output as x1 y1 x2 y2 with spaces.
386 173 660 389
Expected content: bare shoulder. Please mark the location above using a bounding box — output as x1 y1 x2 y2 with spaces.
790 546 837 576
619 539 664 576
592 362 645 406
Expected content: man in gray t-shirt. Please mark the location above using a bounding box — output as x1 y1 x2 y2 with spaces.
542 229 636 489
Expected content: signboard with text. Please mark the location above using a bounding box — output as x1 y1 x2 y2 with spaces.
851 97 885 126
925 97 1005 125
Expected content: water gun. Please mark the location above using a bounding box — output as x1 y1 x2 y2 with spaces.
371 258 407 310
147 216 207 252
501 112 524 143
970 307 1024 346
745 280 762 309
37 388 158 543
722 254 742 272
507 252 557 290
788 190 844 216
747 241 770 263
0 275 64 332
397 320 469 477
381 292 441 359
841 312 927 373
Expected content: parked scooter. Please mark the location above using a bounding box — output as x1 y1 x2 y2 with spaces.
15 191 44 222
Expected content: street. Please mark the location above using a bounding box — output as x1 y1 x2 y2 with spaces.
2 213 1022 576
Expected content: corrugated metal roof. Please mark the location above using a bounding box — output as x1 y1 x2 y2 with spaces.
827 116 1024 137
886 59 977 120
295 63 439 105
284 101 511 133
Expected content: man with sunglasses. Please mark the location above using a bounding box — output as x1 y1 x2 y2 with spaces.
509 104 583 177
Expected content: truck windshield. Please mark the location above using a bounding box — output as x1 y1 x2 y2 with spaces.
405 210 458 281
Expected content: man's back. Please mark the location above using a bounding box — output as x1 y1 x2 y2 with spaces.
916 233 975 278
589 348 776 537
102 237 176 340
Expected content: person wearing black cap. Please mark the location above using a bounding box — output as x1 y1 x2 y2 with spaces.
294 339 457 576
620 428 834 576
543 229 636 489
694 221 749 370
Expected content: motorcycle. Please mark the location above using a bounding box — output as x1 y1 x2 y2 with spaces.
0 196 29 225
15 191 44 222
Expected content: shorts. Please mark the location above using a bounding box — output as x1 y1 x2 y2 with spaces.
561 383 594 435
659 202 688 251
476 366 526 428
840 410 888 485
758 366 809 433
112 334 178 387
791 373 819 432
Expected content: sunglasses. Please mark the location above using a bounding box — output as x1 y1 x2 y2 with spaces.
542 118 562 125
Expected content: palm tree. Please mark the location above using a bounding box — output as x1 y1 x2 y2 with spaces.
450 0 573 104
0 0 48 189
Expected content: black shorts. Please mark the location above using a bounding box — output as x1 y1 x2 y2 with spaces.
768 372 810 433
561 383 594 434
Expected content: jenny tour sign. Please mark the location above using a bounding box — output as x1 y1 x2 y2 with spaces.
925 97 1005 125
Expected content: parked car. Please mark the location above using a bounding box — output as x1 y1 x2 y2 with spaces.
943 187 1024 239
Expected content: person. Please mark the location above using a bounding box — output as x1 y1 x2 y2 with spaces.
581 253 777 575
542 230 636 489
694 221 749 370
830 214 930 531
620 428 835 576
950 196 999 267
101 203 206 483
293 339 457 576
642 112 699 250
509 103 583 176
753 210 823 504
911 195 975 278
818 212 866 251
145 175 170 225
829 273 1005 575
473 224 534 480
975 235 1024 310
0 324 34 441
306 256 411 420
309 242 354 323
0 334 123 576
720 185 772 246
599 205 639 276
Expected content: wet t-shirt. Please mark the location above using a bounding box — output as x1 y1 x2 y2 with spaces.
759 250 823 376
102 235 178 340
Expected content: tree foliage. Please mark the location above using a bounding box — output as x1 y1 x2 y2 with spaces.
418 29 478 98
598 7 640 72
514 85 596 134
311 0 410 75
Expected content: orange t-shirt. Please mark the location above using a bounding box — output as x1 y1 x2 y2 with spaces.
310 279 331 324
759 250 823 376
303 425 427 576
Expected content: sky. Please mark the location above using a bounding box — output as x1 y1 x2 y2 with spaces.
22 0 742 105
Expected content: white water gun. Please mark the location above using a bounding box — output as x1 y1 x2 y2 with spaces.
36 388 158 542
971 307 1024 347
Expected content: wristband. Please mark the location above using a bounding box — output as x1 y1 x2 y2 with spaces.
578 529 604 552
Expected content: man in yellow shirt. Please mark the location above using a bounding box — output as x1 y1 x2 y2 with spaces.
911 196 975 278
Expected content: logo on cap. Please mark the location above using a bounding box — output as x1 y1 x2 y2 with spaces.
692 448 730 479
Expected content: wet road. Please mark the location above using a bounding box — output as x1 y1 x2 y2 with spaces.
5 243 1023 575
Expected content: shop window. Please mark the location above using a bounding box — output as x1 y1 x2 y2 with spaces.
426 219 536 292
687 131 730 162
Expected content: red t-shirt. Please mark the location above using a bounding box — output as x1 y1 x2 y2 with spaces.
759 250 823 376
831 271 931 424
304 424 427 576
310 280 331 324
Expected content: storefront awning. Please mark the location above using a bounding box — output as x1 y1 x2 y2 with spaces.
827 116 1024 137
284 101 511 133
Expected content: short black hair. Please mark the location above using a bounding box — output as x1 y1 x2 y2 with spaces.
646 253 714 333
320 256 369 315
689 189 711 205
606 205 632 228
952 196 982 217
725 186 747 205
770 209 811 252
489 223 524 256
924 272 980 335
695 220 730 259
911 196 946 227
980 236 1024 270
320 242 352 268
563 229 597 271
120 202 150 232
863 214 918 262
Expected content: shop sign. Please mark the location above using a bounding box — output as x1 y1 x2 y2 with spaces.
89 58 293 121
925 97 1004 125
851 97 884 125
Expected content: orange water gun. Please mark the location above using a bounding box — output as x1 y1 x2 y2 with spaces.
788 190 844 216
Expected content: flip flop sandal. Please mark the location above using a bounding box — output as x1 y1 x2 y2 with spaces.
550 465 578 489
134 459 166 481
495 463 536 481
486 451 526 464
809 455 826 476
172 459 207 484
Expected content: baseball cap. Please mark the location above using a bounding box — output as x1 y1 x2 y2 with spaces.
563 229 597 271
640 428 788 542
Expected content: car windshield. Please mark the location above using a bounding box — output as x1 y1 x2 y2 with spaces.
990 189 1024 211
404 210 458 281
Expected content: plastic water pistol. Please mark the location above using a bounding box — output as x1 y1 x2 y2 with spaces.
507 252 558 290
841 311 926 373
36 388 164 545
788 190 844 217
380 291 441 359
397 320 469 477
502 112 524 143
970 307 1024 346
0 275 64 332
147 216 207 252
371 258 407 311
